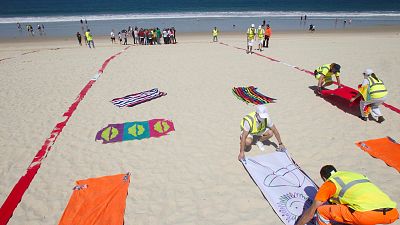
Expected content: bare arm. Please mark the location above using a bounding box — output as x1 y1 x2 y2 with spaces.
336 76 341 88
295 200 324 225
350 92 361 102
270 125 285 149
238 130 249 161
317 75 324 90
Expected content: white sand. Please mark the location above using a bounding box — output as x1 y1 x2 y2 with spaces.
0 28 399 225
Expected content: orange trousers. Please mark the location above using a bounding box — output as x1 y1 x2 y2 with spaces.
316 204 399 225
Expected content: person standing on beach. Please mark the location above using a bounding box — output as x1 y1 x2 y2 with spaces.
134 27 139 44
264 24 271 48
85 29 95 48
295 165 399 225
118 32 122 44
76 32 82 46
314 63 341 94
212 27 219 42
110 30 115 44
123 31 128 45
238 105 286 161
246 24 256 54
257 25 264 51
350 69 388 123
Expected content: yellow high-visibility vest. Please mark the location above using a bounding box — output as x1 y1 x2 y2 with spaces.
240 112 267 135
328 171 397 212
367 76 387 99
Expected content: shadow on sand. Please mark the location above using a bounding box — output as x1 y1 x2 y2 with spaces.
309 86 360 117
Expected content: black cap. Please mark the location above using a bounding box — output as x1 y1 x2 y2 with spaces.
320 165 337 180
332 63 341 73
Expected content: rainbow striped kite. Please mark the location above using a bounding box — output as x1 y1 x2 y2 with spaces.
232 86 276 105
111 88 166 108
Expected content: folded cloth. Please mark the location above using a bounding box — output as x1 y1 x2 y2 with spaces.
58 173 130 225
111 88 166 108
232 86 276 105
356 137 400 172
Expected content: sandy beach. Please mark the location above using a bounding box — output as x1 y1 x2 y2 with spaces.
0 27 399 225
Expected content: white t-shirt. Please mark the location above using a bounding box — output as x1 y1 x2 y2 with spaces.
110 32 115 38
242 115 274 132
361 78 369 86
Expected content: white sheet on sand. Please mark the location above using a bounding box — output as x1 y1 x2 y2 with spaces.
242 151 318 225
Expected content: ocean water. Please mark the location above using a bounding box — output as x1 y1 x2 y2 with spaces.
1 0 400 37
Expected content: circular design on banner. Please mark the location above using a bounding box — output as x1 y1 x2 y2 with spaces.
277 192 312 223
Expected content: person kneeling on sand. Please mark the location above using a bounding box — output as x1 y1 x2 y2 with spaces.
350 69 388 123
238 105 285 161
314 63 341 94
295 165 399 225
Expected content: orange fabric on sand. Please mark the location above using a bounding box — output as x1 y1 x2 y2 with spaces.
317 204 399 225
356 137 400 172
314 181 336 202
58 173 130 225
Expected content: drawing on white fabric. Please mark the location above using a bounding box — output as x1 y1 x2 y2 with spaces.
243 152 317 225
248 158 305 187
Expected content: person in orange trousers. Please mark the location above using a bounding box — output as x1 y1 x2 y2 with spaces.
296 165 399 225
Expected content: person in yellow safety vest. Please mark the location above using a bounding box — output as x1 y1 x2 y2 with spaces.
314 63 341 94
238 105 285 161
85 29 95 49
212 27 219 42
296 165 399 225
246 24 256 54
350 69 388 123
257 25 265 51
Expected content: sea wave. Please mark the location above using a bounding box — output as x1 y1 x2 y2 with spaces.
1 11 400 24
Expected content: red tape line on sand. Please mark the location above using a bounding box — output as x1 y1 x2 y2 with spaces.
0 46 131 225
219 42 400 115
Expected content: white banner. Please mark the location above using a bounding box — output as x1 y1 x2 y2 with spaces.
242 151 318 225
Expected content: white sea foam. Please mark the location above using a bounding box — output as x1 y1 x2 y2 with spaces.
1 11 400 24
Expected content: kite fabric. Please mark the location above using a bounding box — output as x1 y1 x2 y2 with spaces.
232 86 276 105
95 119 175 144
111 88 167 108
58 173 131 225
242 151 317 225
356 137 400 172
320 86 370 115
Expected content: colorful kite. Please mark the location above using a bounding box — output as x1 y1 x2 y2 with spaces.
232 86 276 105
356 137 400 172
58 173 130 225
95 119 175 144
111 88 167 108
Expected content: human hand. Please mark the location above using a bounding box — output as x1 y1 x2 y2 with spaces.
277 143 286 152
238 152 245 162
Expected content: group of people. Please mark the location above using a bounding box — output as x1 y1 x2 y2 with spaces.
246 23 272 54
76 29 95 48
110 27 177 45
314 63 388 123
237 63 393 225
17 23 45 36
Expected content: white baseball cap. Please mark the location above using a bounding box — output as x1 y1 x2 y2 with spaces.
258 25 262 28
251 24 255 28
363 68 373 76
256 105 269 118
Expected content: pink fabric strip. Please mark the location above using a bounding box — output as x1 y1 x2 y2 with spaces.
0 46 130 225
219 42 400 115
